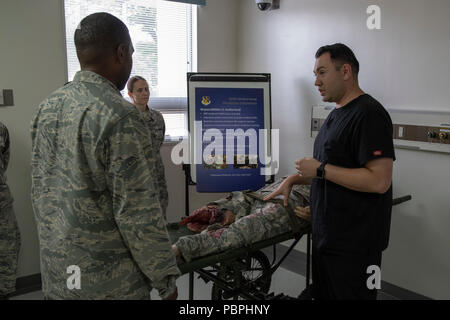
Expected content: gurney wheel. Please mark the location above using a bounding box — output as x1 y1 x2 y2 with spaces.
211 250 271 300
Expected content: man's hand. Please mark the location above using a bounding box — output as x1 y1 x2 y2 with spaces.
172 245 180 258
294 206 311 222
163 287 178 300
295 157 321 178
263 177 294 206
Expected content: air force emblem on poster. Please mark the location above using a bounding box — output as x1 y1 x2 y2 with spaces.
201 96 211 106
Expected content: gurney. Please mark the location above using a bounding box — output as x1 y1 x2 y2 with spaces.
167 192 311 300
168 190 412 300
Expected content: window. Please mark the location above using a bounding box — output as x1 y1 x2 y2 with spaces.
64 0 198 139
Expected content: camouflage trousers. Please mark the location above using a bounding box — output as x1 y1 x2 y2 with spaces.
0 205 21 296
175 192 292 262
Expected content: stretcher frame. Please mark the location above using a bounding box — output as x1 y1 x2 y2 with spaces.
170 184 412 300
168 218 311 300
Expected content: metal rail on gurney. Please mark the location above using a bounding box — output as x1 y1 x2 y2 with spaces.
167 222 310 275
167 220 310 300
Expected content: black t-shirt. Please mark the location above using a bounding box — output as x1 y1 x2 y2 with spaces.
310 94 395 255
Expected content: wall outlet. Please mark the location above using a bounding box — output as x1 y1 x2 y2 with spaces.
311 118 320 131
398 126 404 138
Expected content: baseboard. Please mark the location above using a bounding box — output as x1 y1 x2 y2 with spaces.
10 273 42 297
261 244 432 300
380 280 431 300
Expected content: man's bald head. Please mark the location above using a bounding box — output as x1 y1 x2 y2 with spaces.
75 12 131 66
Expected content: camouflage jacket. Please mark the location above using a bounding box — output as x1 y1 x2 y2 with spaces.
139 107 168 218
30 71 180 300
0 121 13 209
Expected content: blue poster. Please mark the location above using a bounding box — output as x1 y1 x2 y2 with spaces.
195 87 266 192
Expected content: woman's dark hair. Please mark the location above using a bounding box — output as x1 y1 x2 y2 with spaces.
127 75 147 93
315 43 359 76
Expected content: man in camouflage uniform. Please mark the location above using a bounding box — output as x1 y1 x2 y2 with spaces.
173 178 310 262
127 76 168 219
30 13 180 300
0 121 21 299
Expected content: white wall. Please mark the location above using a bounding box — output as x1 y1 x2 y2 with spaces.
197 0 238 73
235 0 450 299
0 0 67 277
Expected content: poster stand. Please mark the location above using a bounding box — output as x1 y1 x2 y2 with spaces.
182 72 311 299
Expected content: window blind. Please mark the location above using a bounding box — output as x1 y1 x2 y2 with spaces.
64 0 196 110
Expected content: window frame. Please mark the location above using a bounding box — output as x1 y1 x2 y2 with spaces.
62 0 197 140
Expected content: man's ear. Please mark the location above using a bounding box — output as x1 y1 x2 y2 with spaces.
341 63 353 80
116 43 128 64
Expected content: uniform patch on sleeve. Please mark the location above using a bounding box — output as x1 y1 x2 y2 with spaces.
373 150 382 156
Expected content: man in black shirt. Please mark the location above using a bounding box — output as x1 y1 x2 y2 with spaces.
265 43 395 300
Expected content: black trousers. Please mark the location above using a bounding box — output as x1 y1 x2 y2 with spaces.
311 247 382 300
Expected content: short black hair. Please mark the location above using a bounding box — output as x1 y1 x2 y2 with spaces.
75 12 131 63
315 43 360 76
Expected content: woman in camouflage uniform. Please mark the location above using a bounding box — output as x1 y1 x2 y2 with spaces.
127 76 169 219
0 122 21 299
